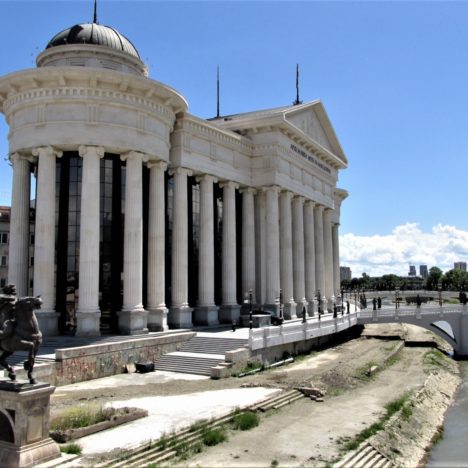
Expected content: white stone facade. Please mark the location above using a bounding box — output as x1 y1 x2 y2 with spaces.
0 21 348 336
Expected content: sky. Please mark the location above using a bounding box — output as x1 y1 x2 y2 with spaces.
0 0 467 277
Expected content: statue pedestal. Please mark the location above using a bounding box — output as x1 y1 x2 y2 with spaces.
0 381 60 468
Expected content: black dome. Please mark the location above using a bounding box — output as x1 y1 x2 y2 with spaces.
46 23 140 58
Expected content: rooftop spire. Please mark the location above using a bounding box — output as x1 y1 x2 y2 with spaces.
293 63 302 106
93 0 98 24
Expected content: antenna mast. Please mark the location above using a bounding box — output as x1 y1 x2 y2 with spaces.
216 65 220 118
293 63 302 105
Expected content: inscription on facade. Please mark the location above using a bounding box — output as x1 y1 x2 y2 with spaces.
290 144 331 174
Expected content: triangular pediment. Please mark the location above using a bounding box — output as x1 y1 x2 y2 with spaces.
283 102 347 165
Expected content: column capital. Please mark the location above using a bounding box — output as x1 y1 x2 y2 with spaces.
196 173 217 184
261 185 281 194
314 203 325 213
304 199 316 208
120 150 148 163
239 186 257 195
9 152 35 165
219 180 239 190
78 145 105 159
280 190 294 200
168 166 192 177
293 195 305 204
147 160 168 171
32 146 63 159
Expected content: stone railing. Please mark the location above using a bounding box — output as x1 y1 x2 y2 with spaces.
248 313 358 351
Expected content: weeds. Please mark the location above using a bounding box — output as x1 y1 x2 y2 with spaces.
201 427 226 446
51 405 108 431
232 411 259 431
60 442 82 455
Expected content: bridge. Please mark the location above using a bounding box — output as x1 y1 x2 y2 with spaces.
357 304 468 356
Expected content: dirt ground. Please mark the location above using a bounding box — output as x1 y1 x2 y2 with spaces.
50 323 457 467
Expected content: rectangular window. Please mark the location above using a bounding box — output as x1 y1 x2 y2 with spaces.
30 233 35 245
30 256 34 267
0 278 6 288
0 232 8 244
0 256 7 267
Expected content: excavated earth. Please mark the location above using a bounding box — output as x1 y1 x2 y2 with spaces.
50 323 460 467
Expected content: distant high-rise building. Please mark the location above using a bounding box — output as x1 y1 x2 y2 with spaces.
419 265 428 279
454 262 467 272
408 265 416 276
340 266 352 282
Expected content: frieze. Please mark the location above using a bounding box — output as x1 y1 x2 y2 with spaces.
3 87 175 126
290 143 331 175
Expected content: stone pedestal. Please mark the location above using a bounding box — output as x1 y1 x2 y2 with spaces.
194 306 219 326
0 382 60 468
219 305 241 324
168 306 193 329
147 307 168 332
117 309 148 335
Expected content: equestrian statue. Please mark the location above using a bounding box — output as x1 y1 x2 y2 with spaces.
0 284 43 384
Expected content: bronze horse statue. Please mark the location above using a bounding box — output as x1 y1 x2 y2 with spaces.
0 285 43 384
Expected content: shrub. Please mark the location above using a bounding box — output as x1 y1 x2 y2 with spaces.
51 405 108 431
232 411 259 431
202 427 226 446
60 442 82 455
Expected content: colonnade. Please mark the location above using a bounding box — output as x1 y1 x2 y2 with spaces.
8 146 342 336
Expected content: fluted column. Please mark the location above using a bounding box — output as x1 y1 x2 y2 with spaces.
323 208 334 309
241 188 256 302
219 181 240 323
76 145 104 336
195 174 219 325
304 200 317 315
8 153 32 297
264 186 281 314
279 191 296 319
147 161 168 331
32 146 62 335
169 167 193 328
314 204 327 312
119 151 148 334
332 222 341 298
292 196 306 312
255 191 266 304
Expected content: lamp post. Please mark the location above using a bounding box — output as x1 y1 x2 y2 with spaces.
249 289 253 330
341 287 344 315
279 288 284 321
302 299 307 323
438 283 442 307
395 287 399 310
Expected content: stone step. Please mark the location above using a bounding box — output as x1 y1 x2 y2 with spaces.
180 336 247 354
334 442 394 468
153 354 223 376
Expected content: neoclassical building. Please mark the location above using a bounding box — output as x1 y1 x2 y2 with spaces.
0 19 348 336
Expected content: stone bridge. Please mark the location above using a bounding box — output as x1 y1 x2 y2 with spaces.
357 304 468 356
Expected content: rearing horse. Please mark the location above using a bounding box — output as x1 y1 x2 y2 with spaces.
0 296 43 384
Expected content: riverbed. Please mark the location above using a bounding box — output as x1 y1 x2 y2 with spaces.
427 361 468 467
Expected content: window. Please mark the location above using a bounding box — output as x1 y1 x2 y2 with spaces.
0 256 7 267
30 233 35 245
0 278 6 288
30 256 34 267
0 232 8 244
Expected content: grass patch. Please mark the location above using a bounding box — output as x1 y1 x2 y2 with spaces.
432 426 444 445
50 405 108 431
201 427 226 446
424 349 450 369
232 411 259 431
356 361 379 380
385 353 400 368
384 393 410 418
271 460 279 467
60 442 82 455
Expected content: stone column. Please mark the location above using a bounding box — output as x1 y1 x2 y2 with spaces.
195 174 219 325
119 151 148 334
323 208 334 307
264 186 281 314
304 200 317 315
254 191 266 304
332 222 341 299
292 196 306 313
219 181 240 323
147 161 168 331
8 153 32 297
279 191 296 319
241 188 256 304
169 167 193 328
76 145 104 336
32 146 62 335
314 204 327 312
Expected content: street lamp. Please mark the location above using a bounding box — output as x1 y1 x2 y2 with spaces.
395 287 399 310
438 283 442 307
249 289 253 329
279 289 284 321
317 290 322 315
341 287 344 315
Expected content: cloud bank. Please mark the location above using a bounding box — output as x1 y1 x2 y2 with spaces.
340 223 468 278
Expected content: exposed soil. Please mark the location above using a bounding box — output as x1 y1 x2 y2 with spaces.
50 323 459 467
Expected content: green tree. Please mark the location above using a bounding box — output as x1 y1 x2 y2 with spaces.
425 267 443 290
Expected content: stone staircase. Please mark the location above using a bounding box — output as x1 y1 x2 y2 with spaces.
153 335 248 376
334 442 393 468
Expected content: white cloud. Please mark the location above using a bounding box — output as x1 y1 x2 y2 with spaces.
340 223 468 277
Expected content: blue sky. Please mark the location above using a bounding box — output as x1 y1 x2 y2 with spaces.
1 1 467 276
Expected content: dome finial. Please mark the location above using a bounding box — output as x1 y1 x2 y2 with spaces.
93 0 98 24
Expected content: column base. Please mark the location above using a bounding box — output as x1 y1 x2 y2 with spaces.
168 306 193 329
147 307 169 332
0 438 61 468
118 308 149 335
35 311 59 336
219 304 241 324
75 309 101 337
308 299 318 317
194 306 219 326
321 298 329 314
282 302 297 320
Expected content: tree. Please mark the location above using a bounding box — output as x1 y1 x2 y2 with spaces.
425 267 443 290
